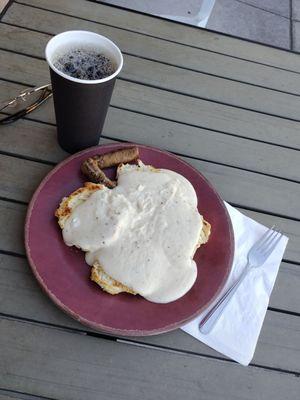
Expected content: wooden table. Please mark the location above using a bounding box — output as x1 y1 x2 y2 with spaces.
1 1 300 399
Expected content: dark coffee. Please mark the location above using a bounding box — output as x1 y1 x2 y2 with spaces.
54 48 116 80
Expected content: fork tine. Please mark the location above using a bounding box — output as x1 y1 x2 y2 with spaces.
257 228 279 251
254 226 276 252
262 231 283 258
251 225 275 251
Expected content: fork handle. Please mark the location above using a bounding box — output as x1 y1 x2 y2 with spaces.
199 265 250 334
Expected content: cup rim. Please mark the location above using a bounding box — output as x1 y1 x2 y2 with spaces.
45 30 123 85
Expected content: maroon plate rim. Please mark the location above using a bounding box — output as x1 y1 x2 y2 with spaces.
25 143 234 336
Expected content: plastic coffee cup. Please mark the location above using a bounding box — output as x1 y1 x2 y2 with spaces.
45 30 123 153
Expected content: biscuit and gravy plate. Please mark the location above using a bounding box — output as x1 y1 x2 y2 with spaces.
25 143 234 336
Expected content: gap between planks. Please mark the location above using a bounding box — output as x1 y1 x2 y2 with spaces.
13 0 300 74
1 128 300 187
1 46 300 150
0 248 299 371
0 0 300 394
0 140 300 222
1 38 300 122
1 316 300 400
0 387 57 400
2 20 300 99
0 313 299 377
3 4 300 103
0 122 300 228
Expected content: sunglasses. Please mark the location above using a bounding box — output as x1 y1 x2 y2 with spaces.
0 84 52 125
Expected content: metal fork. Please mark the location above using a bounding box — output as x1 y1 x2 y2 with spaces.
199 226 283 334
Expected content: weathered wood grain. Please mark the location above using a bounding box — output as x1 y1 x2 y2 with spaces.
140 311 300 372
0 155 51 202
0 125 299 261
1 140 300 219
189 157 300 220
270 262 300 312
0 189 299 373
2 22 300 97
2 14 300 96
0 115 66 162
14 0 300 73
0 153 299 264
2 23 300 121
1 245 298 315
1 62 300 152
1 317 300 400
2 109 300 184
0 390 45 400
103 109 300 181
111 84 300 149
232 209 300 264
0 2 299 397
0 252 300 372
0 119 298 259
0 200 25 254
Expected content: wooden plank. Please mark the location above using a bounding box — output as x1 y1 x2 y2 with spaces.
139 312 300 372
0 253 300 373
1 139 300 219
1 317 300 400
2 23 300 121
238 208 300 264
0 389 46 400
0 49 48 86
107 84 300 150
0 200 25 254
0 155 299 263
1 62 300 152
0 144 299 372
2 109 300 184
0 253 86 329
270 262 300 312
189 158 300 220
1 126 300 262
0 126 299 261
103 109 300 182
0 155 51 202
0 4 299 392
14 0 300 73
1 248 298 317
0 116 67 162
2 11 300 96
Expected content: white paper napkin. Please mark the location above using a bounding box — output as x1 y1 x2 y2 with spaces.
181 202 289 366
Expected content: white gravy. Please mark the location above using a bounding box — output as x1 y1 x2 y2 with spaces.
63 162 203 303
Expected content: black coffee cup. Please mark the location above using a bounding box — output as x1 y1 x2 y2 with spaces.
45 30 123 153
